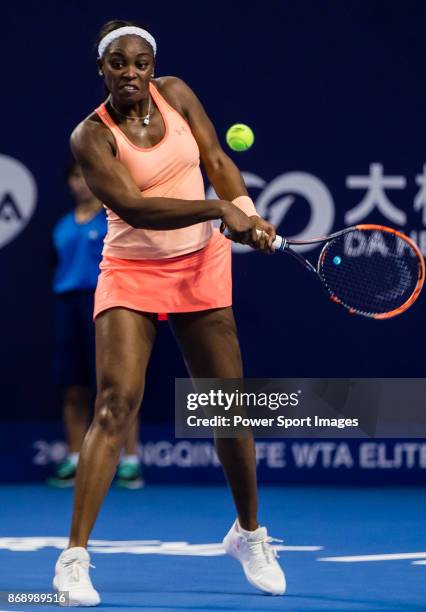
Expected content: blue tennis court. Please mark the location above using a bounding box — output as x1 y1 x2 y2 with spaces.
0 485 425 611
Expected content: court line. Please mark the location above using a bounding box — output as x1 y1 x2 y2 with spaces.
319 552 426 562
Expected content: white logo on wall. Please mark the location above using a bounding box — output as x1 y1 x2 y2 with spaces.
0 154 37 248
208 164 426 255
206 171 335 253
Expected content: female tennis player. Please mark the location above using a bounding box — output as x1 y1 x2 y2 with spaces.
53 19 285 605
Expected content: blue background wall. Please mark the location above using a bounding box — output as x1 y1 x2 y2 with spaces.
1 0 425 439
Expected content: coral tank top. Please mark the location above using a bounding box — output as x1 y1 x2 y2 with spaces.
95 82 213 259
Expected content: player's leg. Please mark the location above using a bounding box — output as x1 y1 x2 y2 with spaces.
54 309 157 605
169 307 286 596
69 308 157 547
169 307 258 530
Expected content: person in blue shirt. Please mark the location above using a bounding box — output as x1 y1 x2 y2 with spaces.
49 160 143 489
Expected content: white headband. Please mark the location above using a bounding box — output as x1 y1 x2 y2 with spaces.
98 26 157 58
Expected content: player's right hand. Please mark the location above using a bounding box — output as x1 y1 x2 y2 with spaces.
220 202 273 252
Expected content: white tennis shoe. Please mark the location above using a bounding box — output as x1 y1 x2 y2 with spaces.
53 546 100 607
223 520 286 595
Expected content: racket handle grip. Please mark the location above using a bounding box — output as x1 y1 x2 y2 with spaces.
270 232 286 251
223 227 286 251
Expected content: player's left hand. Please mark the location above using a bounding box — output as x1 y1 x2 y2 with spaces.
249 216 276 253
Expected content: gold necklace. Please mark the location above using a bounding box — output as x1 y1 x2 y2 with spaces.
109 95 152 125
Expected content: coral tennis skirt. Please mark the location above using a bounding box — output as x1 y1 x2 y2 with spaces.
94 230 232 319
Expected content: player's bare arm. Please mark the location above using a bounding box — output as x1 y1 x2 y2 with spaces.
158 76 276 250
70 119 228 230
71 115 263 246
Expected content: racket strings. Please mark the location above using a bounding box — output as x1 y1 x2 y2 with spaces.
318 230 420 316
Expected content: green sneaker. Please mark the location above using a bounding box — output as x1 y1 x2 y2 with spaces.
115 462 145 489
47 458 77 488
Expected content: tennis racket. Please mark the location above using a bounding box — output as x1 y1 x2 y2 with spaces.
246 224 424 319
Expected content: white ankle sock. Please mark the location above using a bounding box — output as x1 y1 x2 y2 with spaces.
120 454 140 466
68 453 79 466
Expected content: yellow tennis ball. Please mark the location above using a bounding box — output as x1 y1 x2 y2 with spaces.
226 124 255 152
